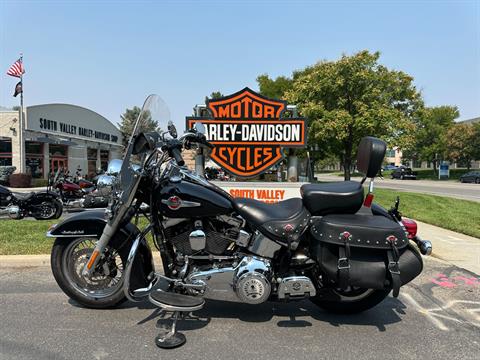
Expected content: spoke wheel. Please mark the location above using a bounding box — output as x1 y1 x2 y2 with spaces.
62 238 124 299
37 202 56 219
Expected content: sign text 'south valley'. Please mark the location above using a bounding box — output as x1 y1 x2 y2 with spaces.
186 88 306 178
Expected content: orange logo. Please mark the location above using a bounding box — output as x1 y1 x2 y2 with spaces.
186 88 306 178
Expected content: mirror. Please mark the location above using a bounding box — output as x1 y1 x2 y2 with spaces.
106 159 122 176
193 122 206 135
168 120 178 138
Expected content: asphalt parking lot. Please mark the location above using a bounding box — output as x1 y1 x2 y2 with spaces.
0 257 479 360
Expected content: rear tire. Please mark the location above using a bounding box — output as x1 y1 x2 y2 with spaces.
51 237 127 308
476 178 480 184
33 199 63 220
310 287 390 314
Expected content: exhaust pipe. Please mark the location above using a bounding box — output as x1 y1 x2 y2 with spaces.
64 198 85 208
414 235 432 256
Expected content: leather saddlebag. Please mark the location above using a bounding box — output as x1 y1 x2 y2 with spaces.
310 214 423 297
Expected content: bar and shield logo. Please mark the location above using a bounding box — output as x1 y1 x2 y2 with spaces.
187 88 306 178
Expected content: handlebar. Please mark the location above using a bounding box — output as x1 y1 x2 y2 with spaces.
171 146 185 166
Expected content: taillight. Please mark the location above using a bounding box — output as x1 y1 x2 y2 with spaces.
363 193 374 207
402 218 417 239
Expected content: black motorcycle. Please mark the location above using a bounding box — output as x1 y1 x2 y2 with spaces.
0 184 62 220
48 95 431 348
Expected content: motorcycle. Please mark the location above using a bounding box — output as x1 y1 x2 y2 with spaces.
49 168 110 209
0 184 62 220
48 95 432 349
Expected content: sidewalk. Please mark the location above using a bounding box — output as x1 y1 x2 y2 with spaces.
416 220 480 274
0 222 478 275
6 186 47 193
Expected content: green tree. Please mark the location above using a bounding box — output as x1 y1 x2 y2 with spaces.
445 123 476 169
256 74 293 99
205 91 224 103
119 106 159 147
285 50 422 180
473 123 480 162
414 106 458 173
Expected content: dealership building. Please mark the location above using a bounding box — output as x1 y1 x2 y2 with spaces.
0 104 123 179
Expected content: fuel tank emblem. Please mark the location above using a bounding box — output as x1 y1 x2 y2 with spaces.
162 196 201 210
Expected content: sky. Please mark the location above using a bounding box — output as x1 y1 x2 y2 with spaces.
1 0 479 130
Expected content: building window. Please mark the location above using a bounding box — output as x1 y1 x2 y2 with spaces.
87 148 98 178
100 150 109 171
0 138 13 166
49 144 68 173
386 149 396 158
26 141 44 178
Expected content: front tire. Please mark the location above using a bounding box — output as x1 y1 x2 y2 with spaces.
51 237 127 308
310 287 390 314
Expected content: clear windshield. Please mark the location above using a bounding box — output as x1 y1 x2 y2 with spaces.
111 94 170 223
121 94 170 175
117 95 170 188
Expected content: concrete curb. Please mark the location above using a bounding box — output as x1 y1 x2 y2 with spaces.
0 255 50 268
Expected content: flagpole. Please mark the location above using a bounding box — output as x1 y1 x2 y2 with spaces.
19 53 25 173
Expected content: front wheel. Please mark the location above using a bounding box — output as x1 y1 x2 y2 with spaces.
310 287 390 314
51 237 127 308
476 178 480 184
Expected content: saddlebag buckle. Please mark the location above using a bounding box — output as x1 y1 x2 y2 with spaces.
337 257 350 270
388 261 400 275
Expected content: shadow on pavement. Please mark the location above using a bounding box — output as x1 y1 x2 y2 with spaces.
132 296 406 333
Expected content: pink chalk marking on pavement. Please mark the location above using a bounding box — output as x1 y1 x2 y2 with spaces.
431 274 456 288
452 276 479 286
431 274 480 288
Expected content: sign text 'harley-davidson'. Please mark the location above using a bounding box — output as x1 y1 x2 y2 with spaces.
186 88 306 177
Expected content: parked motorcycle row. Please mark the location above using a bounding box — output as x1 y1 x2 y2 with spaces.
0 165 119 220
47 95 432 349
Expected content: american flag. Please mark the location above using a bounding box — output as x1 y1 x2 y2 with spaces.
6 58 25 78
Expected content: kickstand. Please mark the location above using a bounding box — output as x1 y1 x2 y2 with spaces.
155 311 186 349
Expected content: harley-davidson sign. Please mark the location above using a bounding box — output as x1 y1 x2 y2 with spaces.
186 88 306 178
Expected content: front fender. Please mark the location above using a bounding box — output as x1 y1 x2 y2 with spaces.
48 210 107 237
47 210 154 289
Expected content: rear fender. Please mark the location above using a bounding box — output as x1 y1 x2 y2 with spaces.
47 210 154 289
28 191 60 204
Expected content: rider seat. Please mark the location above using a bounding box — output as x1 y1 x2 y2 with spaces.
12 192 35 201
300 181 364 216
233 198 311 247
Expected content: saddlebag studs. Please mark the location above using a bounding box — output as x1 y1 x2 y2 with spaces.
310 214 419 295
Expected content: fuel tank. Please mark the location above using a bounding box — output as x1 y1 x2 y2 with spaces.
156 179 233 218
0 185 12 207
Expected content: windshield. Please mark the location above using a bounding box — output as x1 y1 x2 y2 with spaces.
110 94 170 224
118 94 170 186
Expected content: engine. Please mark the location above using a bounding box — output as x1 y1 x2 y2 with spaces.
165 216 316 304
163 215 246 255
186 255 273 304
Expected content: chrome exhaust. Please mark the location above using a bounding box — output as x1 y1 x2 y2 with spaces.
414 235 432 256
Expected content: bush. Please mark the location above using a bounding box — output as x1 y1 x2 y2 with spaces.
31 178 49 187
9 173 32 188
413 168 470 180
0 166 16 185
